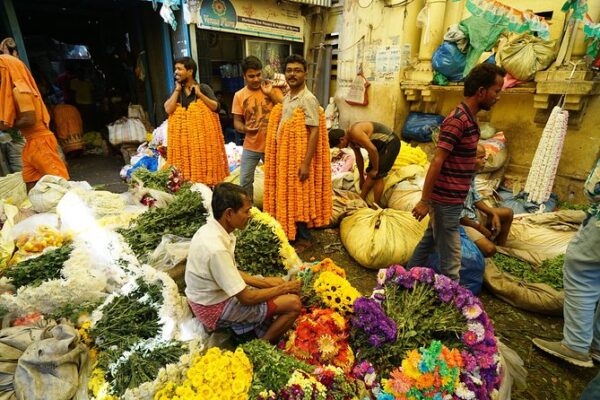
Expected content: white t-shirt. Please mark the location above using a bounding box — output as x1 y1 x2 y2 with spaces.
185 218 246 305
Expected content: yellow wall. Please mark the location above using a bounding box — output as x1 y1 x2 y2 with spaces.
326 0 600 203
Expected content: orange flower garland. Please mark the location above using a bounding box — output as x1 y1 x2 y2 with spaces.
167 101 229 185
264 105 332 240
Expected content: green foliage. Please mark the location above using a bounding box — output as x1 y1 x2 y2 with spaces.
493 253 564 291
118 187 207 260
241 340 314 399
130 167 171 192
48 300 102 324
235 218 286 277
4 245 73 289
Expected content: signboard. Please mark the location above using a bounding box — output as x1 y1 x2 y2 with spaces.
196 0 304 42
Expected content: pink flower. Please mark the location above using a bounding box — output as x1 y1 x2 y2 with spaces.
463 331 479 346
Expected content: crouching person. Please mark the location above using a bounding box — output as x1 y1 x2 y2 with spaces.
186 182 302 343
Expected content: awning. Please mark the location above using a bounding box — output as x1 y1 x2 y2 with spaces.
288 0 332 7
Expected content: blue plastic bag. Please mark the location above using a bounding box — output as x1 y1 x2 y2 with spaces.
401 112 445 142
432 41 466 82
498 187 557 214
425 227 485 295
126 156 158 179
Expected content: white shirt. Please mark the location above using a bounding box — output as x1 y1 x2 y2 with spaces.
185 218 246 305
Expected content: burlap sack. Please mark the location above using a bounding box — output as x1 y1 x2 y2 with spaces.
330 189 368 226
483 259 564 316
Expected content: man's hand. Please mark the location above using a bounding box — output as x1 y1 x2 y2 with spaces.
298 162 310 181
490 213 501 235
264 277 285 287
244 125 260 134
478 224 493 239
174 81 182 93
260 80 273 96
279 279 302 295
412 200 430 221
367 169 378 179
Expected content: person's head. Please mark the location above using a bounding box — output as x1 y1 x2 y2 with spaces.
328 128 349 148
0 37 18 57
174 57 197 84
241 56 263 90
475 144 487 170
464 64 506 111
212 183 252 231
284 54 307 90
214 90 224 101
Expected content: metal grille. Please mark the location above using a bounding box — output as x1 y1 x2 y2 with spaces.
288 0 332 7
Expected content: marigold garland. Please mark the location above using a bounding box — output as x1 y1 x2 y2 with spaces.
264 104 333 240
167 101 229 185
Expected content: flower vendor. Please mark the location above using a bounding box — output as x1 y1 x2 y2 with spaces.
408 63 506 280
232 56 283 200
164 56 229 185
328 121 401 206
263 54 332 242
185 182 302 343
0 54 69 191
533 156 600 369
460 144 513 257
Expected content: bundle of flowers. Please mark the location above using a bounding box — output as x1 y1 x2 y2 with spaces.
284 308 355 373
241 339 315 399
154 346 253 400
378 341 463 400
9 225 72 265
350 297 397 348
314 271 361 315
131 167 186 194
352 360 379 391
3 243 73 289
369 266 501 399
297 258 347 308
235 208 301 277
89 339 185 399
118 187 208 260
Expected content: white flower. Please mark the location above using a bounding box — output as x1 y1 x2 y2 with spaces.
376 269 386 285
455 382 476 400
467 321 485 342
462 304 482 320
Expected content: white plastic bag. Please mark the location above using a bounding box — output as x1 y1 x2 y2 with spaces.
107 117 147 146
28 176 71 213
149 235 191 271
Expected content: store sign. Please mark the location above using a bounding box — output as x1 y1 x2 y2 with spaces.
196 0 304 42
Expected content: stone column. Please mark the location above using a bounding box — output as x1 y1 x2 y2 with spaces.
405 0 448 82
443 0 466 34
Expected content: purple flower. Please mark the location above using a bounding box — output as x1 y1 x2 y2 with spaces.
352 297 397 347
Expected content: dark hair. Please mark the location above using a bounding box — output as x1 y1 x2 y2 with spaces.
463 64 506 97
174 56 197 77
212 183 250 220
241 56 263 73
328 129 346 148
284 54 307 73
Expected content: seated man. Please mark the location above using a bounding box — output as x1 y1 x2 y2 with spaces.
186 182 302 343
329 122 401 206
460 144 513 257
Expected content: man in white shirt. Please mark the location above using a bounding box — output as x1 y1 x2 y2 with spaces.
186 182 302 343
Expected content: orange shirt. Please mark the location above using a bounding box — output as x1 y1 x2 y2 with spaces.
13 87 53 139
232 86 281 153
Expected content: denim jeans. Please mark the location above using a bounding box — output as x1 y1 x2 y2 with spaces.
239 149 264 200
581 370 600 400
407 201 463 280
561 217 600 353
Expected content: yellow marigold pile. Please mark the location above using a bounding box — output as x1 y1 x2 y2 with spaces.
264 104 332 240
167 101 229 185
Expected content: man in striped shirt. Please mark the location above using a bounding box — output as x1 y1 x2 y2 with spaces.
408 64 506 281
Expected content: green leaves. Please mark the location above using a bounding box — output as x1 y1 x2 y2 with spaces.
235 219 286 277
493 253 565 291
119 188 207 261
4 244 73 289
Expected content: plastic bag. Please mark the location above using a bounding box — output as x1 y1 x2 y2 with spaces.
459 16 507 76
0 173 27 208
480 132 508 172
340 208 429 269
499 187 557 215
10 213 60 241
0 202 18 271
401 113 445 142
479 122 496 140
497 341 528 399
28 175 71 213
498 34 556 81
444 24 468 52
432 42 466 81
149 234 191 271
426 227 485 295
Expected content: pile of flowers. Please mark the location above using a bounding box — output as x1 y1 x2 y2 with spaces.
313 271 361 315
10 225 72 265
351 297 397 348
378 341 463 399
154 347 253 400
284 308 355 373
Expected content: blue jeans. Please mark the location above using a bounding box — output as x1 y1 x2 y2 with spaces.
581 371 600 400
562 217 600 353
407 201 463 280
240 149 264 200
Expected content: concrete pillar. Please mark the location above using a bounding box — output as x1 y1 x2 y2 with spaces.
442 0 466 34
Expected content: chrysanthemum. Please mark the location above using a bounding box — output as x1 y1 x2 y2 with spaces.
318 334 339 360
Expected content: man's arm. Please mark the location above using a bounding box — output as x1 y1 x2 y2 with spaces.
412 147 451 221
239 271 283 289
261 82 283 104
236 279 302 306
12 89 36 129
164 83 182 114
475 200 501 232
351 125 379 177
233 114 258 135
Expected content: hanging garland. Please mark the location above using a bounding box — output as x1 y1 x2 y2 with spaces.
451 0 550 39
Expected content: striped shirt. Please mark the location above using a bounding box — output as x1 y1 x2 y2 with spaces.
432 103 480 204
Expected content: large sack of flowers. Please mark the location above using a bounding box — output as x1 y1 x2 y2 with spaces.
340 208 428 269
484 257 564 315
480 132 508 173
330 189 368 226
498 210 585 266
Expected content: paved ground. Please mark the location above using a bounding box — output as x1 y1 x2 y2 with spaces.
72 153 599 400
